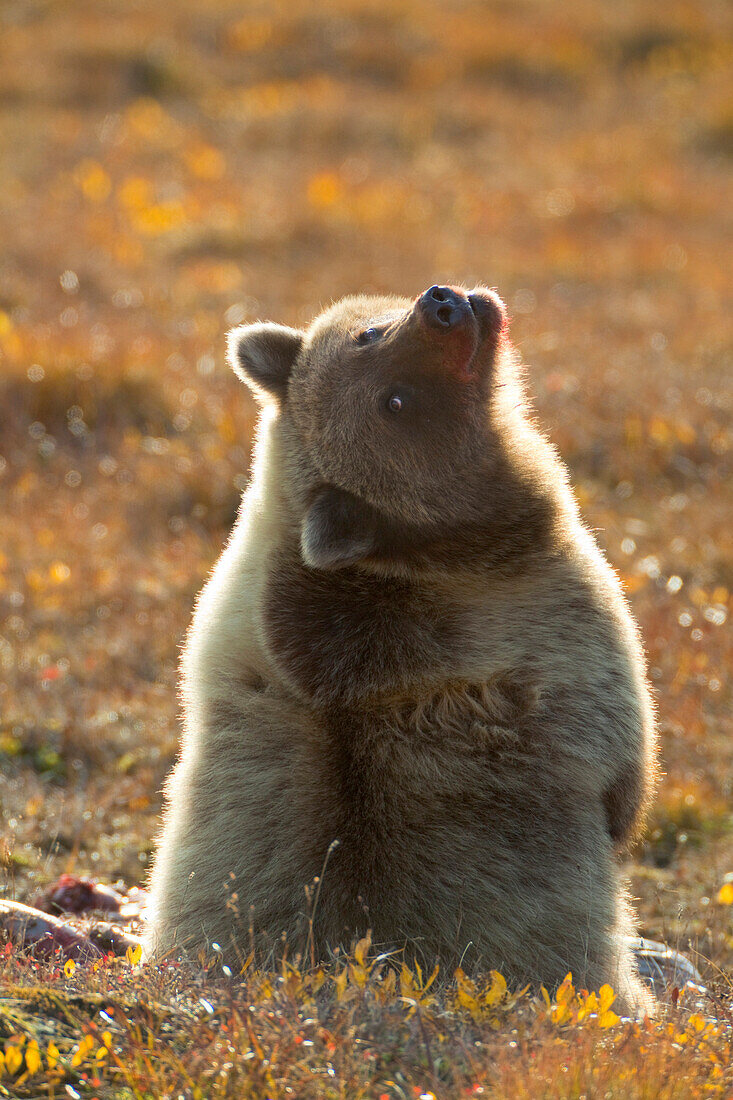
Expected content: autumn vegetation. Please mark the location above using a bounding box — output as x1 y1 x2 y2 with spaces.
0 0 731 1096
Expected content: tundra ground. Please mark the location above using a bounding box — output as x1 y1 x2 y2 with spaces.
0 0 731 1095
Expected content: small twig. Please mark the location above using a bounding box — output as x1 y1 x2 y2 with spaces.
305 839 340 971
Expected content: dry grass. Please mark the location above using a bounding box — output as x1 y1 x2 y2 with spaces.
0 943 731 1099
0 0 731 1095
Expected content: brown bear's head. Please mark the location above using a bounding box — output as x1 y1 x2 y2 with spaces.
228 286 553 573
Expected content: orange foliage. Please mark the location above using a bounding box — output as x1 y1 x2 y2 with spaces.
0 0 731 1092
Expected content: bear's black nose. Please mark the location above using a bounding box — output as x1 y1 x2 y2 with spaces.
418 285 472 331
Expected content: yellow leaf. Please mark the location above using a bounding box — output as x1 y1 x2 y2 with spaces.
457 987 478 1012
353 934 371 969
555 974 575 1005
131 200 187 236
349 963 369 989
400 964 415 996
649 416 672 446
126 942 143 967
64 958 76 977
5 1045 23 1074
551 1003 572 1025
118 176 153 210
307 172 342 209
379 968 396 999
423 962 440 994
49 561 71 584
577 991 598 1022
185 144 226 181
25 1040 41 1074
76 159 111 203
598 984 616 1013
333 967 348 1000
716 882 733 905
485 970 507 1007
688 1013 707 1032
70 1034 95 1068
46 1040 60 1069
598 1010 621 1028
125 98 179 144
689 587 707 607
540 985 552 1009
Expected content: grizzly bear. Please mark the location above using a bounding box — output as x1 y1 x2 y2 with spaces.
145 284 657 1015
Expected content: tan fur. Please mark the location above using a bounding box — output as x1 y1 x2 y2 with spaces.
145 287 657 1015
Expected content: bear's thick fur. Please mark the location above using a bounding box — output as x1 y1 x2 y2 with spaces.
146 285 657 1014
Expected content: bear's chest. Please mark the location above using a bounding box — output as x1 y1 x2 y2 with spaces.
305 677 556 950
262 549 461 706
320 676 538 844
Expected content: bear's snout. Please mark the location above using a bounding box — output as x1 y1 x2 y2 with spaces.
418 285 473 332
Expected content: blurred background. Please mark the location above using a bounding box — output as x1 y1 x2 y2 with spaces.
0 0 731 960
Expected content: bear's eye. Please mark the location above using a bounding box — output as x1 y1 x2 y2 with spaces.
381 385 413 417
356 326 381 346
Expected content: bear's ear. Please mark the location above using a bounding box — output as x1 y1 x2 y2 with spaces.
227 322 304 401
301 487 380 571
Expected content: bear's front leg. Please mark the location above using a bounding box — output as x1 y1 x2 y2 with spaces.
262 549 457 708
